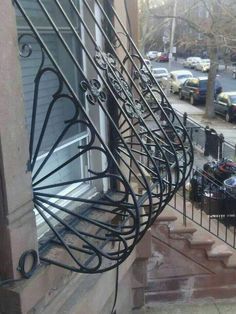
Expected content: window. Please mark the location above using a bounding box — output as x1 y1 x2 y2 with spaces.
218 94 228 105
16 0 93 238
191 79 199 88
185 79 191 87
153 69 167 75
229 95 236 105
177 74 192 80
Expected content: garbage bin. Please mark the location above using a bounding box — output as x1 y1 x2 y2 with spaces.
204 128 219 159
203 189 225 215
224 176 236 213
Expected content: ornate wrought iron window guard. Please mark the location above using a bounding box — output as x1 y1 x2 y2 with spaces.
13 0 194 274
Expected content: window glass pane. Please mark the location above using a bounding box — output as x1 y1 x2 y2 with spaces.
15 0 80 27
16 1 89 198
230 96 236 104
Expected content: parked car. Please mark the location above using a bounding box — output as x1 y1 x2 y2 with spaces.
183 57 194 68
167 70 193 94
142 59 152 73
152 67 169 86
146 51 159 60
157 53 169 62
179 77 223 105
190 57 202 69
195 59 210 72
183 57 201 68
214 92 236 122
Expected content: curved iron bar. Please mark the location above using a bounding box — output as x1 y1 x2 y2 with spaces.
92 0 194 224
16 38 144 275
28 0 168 232
95 0 194 173
15 2 157 273
14 0 193 273
68 0 178 182
92 0 193 186
91 50 181 219
52 0 177 224
76 0 193 218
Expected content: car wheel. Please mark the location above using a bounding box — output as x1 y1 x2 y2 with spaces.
179 91 184 100
225 112 232 122
190 94 195 106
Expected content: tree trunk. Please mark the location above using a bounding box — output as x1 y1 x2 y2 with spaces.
205 38 218 119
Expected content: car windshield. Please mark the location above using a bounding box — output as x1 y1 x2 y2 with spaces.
230 95 236 104
202 59 210 63
177 74 192 80
154 69 167 74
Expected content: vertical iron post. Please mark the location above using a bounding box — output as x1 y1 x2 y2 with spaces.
183 182 187 226
183 112 187 127
219 133 224 160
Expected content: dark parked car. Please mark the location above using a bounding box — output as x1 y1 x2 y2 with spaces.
214 92 236 122
179 77 222 105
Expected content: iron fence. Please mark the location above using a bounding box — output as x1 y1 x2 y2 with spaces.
170 165 236 248
176 111 236 162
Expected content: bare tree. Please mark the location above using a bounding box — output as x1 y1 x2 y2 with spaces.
138 0 173 54
140 0 236 119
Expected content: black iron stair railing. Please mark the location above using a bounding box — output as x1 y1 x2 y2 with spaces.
13 0 194 274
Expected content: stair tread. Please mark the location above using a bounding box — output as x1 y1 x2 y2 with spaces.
156 215 178 222
145 290 185 303
207 244 233 258
189 237 215 246
169 227 197 234
223 255 236 268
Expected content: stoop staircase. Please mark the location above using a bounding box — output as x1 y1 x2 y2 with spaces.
145 204 236 307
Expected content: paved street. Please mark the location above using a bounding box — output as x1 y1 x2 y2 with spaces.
151 59 236 91
151 60 236 146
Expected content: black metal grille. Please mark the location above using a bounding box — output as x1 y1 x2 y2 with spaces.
14 0 193 273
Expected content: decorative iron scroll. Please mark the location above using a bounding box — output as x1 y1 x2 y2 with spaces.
14 0 193 274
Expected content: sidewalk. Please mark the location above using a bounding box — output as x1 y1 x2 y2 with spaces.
168 95 236 145
135 300 236 314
